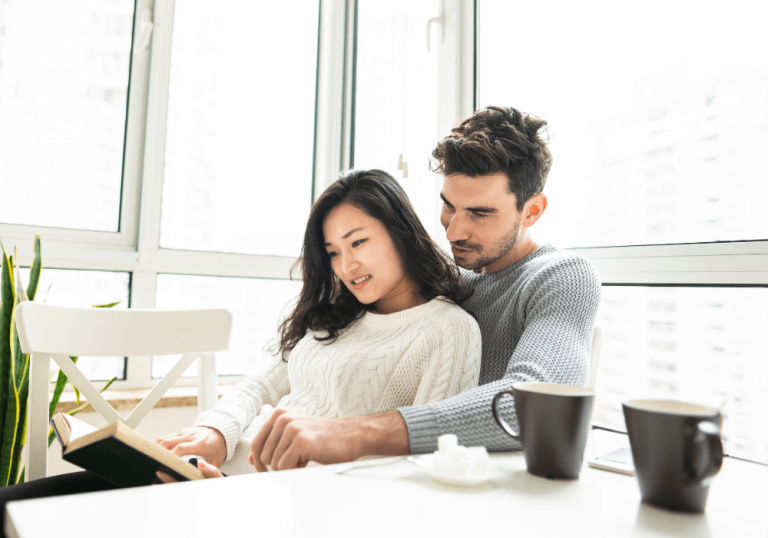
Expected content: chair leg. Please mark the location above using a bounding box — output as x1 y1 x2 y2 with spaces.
27 354 51 481
197 353 217 414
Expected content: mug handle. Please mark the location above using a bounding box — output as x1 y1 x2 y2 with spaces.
492 390 519 439
684 421 724 485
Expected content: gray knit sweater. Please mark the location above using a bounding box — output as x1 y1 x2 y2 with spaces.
398 244 601 453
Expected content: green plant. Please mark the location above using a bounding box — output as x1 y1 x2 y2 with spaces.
0 236 117 486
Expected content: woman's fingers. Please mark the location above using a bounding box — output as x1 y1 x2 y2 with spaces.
155 432 188 449
197 460 224 479
170 442 198 458
155 471 176 484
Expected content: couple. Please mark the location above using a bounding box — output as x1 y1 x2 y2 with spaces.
0 105 601 511
157 105 602 479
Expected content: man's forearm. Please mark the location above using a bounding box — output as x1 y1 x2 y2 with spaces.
356 410 410 457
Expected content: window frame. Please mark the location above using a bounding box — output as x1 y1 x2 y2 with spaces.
5 0 765 394
467 0 768 286
3 0 335 390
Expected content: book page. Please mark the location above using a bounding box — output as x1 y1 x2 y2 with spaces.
62 414 99 442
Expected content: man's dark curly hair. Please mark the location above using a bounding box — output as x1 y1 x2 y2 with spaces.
430 106 552 211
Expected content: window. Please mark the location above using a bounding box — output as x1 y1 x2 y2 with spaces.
0 0 134 232
478 0 768 463
353 0 445 246
0 0 321 388
477 0 768 248
159 0 319 257
19 268 131 381
153 275 300 378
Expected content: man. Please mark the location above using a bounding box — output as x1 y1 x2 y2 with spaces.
159 106 601 471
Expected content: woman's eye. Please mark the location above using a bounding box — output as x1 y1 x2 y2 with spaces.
352 239 366 248
327 251 338 258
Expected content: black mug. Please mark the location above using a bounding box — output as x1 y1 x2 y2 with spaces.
492 382 595 479
623 399 723 512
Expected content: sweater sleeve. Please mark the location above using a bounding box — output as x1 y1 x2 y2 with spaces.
399 256 601 454
409 310 482 408
195 356 291 462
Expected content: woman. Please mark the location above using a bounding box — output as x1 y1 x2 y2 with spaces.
157 169 482 478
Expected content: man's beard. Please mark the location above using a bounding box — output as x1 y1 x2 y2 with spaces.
451 219 521 271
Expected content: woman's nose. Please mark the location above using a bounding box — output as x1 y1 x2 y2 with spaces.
341 253 360 276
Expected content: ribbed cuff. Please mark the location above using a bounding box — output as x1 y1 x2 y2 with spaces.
398 405 441 454
195 415 241 463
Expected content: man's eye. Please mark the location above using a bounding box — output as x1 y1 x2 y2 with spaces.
473 212 490 219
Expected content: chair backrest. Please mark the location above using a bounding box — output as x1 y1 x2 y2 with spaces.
15 302 233 481
16 303 232 357
587 326 602 390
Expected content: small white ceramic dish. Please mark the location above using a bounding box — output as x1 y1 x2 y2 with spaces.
410 455 505 487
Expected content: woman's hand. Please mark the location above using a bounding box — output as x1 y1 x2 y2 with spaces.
156 426 227 468
155 459 224 483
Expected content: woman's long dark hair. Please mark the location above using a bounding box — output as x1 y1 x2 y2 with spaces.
276 169 471 360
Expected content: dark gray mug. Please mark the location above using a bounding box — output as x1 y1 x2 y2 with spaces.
492 382 595 479
623 399 723 512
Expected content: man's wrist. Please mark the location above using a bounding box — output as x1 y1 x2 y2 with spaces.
351 411 410 458
398 405 441 454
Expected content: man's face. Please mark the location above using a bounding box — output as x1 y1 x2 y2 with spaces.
440 172 523 273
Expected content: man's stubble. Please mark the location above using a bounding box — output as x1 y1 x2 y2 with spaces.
452 217 522 272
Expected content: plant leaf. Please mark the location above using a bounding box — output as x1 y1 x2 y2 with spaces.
0 357 19 487
48 369 69 420
67 376 117 418
99 376 118 394
93 301 120 309
0 243 16 482
65 401 90 416
26 235 41 302
8 313 29 486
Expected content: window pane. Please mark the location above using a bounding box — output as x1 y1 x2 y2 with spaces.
353 1 446 248
19 268 130 381
153 274 300 378
478 0 768 248
594 286 768 464
159 1 319 257
0 1 134 232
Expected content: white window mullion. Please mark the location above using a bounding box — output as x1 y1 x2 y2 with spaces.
314 0 352 198
572 241 768 285
125 0 175 388
137 0 175 259
120 0 156 253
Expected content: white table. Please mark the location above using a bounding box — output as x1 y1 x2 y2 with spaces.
6 430 767 537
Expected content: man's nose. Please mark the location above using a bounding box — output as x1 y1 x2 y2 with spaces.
445 213 470 243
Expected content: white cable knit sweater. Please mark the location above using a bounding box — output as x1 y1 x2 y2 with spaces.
195 297 481 475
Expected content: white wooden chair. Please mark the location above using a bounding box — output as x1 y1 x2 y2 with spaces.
15 302 233 481
587 326 602 390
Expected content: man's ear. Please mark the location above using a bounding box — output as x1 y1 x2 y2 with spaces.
522 193 547 227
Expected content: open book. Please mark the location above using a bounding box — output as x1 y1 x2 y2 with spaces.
52 414 205 487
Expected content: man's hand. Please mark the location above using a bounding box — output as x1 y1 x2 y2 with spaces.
249 409 410 472
156 426 227 468
155 459 224 483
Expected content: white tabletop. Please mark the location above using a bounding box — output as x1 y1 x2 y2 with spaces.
6 430 767 538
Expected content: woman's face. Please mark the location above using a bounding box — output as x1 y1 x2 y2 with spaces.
322 203 419 314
